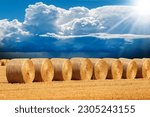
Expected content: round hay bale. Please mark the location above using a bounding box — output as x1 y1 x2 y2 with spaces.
90 58 108 80
134 59 150 79
142 59 150 79
51 58 72 81
103 58 123 79
70 58 93 80
1 59 9 66
6 59 35 83
31 58 54 82
0 60 2 66
119 58 138 79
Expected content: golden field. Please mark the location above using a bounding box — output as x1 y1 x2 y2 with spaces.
0 66 150 100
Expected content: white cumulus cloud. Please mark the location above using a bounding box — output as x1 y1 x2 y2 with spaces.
0 2 150 42
23 2 65 34
58 6 89 24
0 19 29 40
61 17 105 35
22 3 150 35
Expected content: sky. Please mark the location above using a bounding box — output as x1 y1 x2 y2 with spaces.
0 0 131 21
0 0 150 58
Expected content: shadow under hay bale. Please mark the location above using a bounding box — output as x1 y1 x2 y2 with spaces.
134 58 150 79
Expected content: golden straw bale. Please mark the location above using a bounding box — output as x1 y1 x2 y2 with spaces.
134 58 150 79
119 58 138 79
70 58 93 80
103 58 123 79
90 58 108 80
31 58 54 82
51 58 72 81
0 59 9 66
6 59 35 83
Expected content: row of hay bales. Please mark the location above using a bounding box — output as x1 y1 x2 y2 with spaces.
4 58 150 83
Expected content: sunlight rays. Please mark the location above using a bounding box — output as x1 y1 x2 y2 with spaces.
106 0 150 35
106 13 133 34
134 0 150 17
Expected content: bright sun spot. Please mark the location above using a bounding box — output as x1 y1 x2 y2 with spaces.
134 0 150 17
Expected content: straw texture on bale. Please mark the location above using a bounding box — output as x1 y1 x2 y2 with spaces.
119 58 138 79
134 59 150 79
6 59 35 83
51 58 72 81
142 59 150 79
70 58 93 80
31 58 54 82
103 58 123 79
90 58 108 80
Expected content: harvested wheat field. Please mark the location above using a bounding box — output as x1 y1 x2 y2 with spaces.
0 58 150 100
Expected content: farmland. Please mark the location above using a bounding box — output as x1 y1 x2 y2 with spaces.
0 66 150 100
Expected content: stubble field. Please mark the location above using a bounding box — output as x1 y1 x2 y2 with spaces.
0 66 150 100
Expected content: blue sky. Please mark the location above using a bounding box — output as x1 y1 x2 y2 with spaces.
0 0 131 21
0 0 150 58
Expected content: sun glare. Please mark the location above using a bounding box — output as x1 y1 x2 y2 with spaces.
134 0 150 17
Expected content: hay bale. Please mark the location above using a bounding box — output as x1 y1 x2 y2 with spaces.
134 59 150 79
142 59 150 79
90 58 108 80
31 58 54 82
70 58 93 80
6 59 35 83
0 66 8 83
119 58 138 79
0 59 9 66
103 58 123 79
51 58 72 81
0 60 1 66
